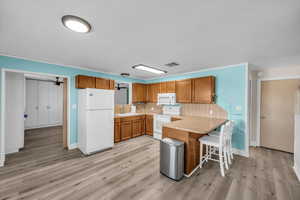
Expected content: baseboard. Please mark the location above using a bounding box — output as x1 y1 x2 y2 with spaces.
250 140 257 147
233 148 249 157
25 123 63 130
68 143 78 150
294 164 300 182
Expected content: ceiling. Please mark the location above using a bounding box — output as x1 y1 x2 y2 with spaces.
1 0 300 79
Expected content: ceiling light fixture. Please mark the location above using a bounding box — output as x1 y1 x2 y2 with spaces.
132 64 167 74
120 73 130 77
62 15 91 33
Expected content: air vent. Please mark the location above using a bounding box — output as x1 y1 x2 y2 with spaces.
165 62 179 67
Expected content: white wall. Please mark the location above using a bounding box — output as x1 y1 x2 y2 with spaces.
5 72 25 154
255 65 300 80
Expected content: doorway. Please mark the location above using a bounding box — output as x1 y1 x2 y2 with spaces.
260 79 300 153
0 69 70 167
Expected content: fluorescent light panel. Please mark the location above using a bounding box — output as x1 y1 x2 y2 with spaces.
132 64 167 74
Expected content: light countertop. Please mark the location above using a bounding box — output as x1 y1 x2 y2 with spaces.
114 112 155 118
163 116 227 134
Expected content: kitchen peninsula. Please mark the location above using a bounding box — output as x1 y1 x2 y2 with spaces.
163 116 227 175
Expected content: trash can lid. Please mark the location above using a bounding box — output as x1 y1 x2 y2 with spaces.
161 138 184 146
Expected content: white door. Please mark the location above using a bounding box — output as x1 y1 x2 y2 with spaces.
48 83 60 125
38 81 49 126
57 84 63 125
25 80 38 128
86 109 114 153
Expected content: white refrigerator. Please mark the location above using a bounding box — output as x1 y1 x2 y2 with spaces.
78 88 114 155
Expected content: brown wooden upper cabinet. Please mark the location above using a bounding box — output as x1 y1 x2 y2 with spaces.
192 76 215 104
132 83 147 103
76 75 95 89
146 83 160 103
175 79 192 103
109 80 115 90
95 78 110 89
75 75 115 90
152 83 160 102
160 81 176 93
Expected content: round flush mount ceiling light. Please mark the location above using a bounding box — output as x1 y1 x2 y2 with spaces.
61 15 91 33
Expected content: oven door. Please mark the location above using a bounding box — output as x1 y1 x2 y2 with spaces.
154 115 171 134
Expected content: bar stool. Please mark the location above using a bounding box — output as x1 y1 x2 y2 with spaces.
208 120 234 165
199 123 229 177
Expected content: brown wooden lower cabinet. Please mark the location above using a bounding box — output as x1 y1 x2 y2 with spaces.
121 121 132 141
114 122 121 143
132 119 142 137
141 117 146 134
114 115 147 143
146 115 153 136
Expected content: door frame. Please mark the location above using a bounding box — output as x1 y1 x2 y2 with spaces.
0 68 71 167
256 75 300 147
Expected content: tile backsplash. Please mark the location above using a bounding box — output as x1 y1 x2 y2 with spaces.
134 103 227 119
115 104 132 114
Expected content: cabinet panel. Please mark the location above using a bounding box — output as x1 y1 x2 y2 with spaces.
132 120 142 137
141 118 145 134
160 81 176 93
152 83 160 102
175 79 192 103
146 115 153 136
146 84 153 102
114 122 121 143
121 121 132 140
160 82 167 93
166 81 176 93
192 76 215 104
132 83 146 103
95 78 110 89
76 75 95 89
109 80 115 90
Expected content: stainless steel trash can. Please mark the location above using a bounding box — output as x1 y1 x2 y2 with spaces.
160 138 184 181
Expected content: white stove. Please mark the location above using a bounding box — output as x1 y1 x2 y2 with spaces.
153 106 181 140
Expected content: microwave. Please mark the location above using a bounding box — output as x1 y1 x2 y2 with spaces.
157 93 176 105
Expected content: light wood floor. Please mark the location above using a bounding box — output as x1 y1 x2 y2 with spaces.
0 127 299 200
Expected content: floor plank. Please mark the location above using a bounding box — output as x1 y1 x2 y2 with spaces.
0 127 299 200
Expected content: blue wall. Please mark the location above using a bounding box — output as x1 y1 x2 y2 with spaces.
0 56 248 151
0 56 143 145
145 64 248 151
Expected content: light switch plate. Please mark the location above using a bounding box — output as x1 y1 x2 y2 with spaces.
235 106 242 111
